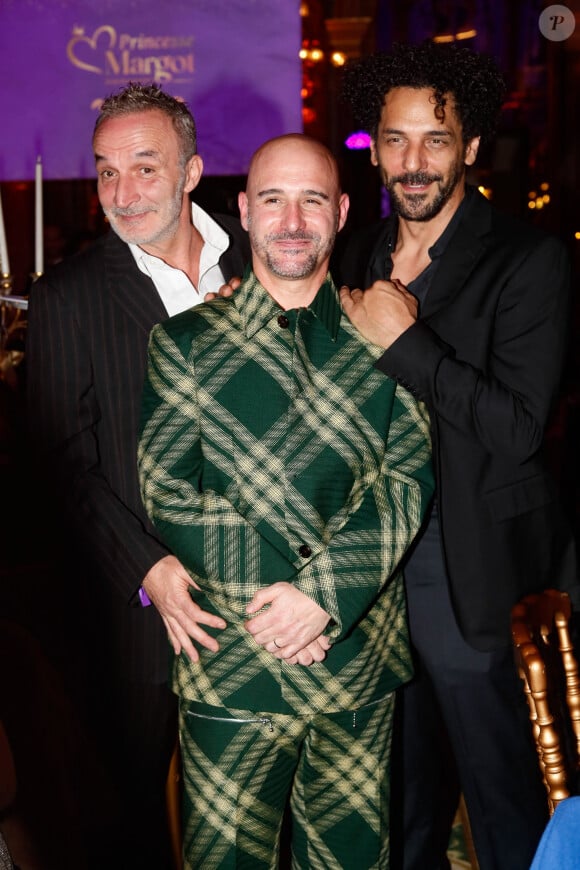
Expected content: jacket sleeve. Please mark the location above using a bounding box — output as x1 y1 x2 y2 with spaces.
139 322 433 641
375 233 571 462
26 274 169 604
290 385 433 640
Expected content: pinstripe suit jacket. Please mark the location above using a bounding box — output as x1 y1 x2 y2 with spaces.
139 273 434 712
26 220 249 682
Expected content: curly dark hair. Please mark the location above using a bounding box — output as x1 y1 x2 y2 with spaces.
93 82 197 165
341 41 506 145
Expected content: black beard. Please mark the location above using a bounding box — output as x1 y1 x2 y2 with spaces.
384 165 463 222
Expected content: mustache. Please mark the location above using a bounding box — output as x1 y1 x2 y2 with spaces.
109 206 156 217
390 172 443 186
266 230 318 242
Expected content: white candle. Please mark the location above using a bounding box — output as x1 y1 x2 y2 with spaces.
35 155 43 275
0 186 10 275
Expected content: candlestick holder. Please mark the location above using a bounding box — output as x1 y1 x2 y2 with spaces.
0 272 13 294
30 271 43 283
0 271 27 388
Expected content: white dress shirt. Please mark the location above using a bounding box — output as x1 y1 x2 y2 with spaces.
129 202 229 316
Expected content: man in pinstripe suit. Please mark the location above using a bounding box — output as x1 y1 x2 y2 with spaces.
26 83 248 868
139 133 434 869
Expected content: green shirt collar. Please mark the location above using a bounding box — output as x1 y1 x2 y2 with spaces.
235 266 341 341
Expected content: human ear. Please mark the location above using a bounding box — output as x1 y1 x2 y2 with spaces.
238 191 249 231
464 137 480 167
184 154 204 193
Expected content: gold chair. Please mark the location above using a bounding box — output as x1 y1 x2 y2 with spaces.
166 739 182 870
511 589 580 814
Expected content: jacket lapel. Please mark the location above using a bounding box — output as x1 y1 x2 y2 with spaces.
213 214 250 281
421 190 491 320
104 231 167 334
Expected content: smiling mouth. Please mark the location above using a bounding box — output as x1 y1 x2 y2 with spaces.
269 235 316 254
112 209 152 221
394 173 441 192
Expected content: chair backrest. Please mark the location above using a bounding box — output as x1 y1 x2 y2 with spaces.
511 589 580 815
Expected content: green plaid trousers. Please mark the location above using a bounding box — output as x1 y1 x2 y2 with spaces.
179 694 395 869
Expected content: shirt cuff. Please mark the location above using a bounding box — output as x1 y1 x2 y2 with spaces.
138 586 152 607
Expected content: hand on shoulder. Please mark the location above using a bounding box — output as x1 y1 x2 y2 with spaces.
339 279 417 350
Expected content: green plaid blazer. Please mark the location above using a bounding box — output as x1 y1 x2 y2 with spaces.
139 272 434 715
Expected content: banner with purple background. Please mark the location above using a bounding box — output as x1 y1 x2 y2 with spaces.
0 0 302 180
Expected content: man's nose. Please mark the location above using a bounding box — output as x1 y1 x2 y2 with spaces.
281 201 306 232
402 143 427 173
114 175 140 209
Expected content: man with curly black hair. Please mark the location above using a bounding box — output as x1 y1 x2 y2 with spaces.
339 41 579 870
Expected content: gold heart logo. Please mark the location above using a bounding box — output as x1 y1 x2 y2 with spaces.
66 25 117 75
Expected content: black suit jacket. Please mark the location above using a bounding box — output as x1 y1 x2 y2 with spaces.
340 189 579 651
26 218 249 681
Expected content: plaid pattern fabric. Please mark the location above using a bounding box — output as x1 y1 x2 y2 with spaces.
179 694 395 869
139 272 434 714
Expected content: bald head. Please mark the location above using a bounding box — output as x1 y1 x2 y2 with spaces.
246 134 342 199
239 134 349 305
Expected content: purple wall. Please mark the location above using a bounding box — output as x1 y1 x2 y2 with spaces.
0 0 303 180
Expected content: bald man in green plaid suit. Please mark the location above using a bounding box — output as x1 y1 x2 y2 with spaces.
138 135 434 869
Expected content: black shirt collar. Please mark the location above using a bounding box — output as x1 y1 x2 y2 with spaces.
371 185 475 307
